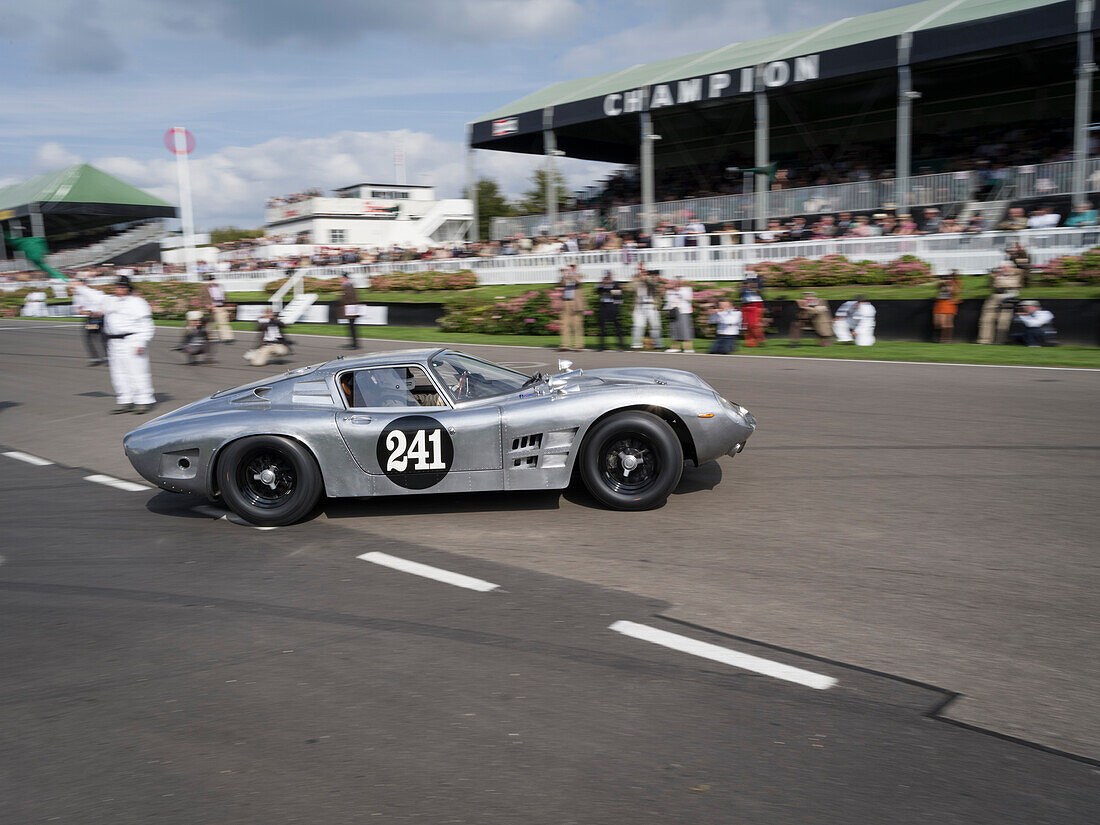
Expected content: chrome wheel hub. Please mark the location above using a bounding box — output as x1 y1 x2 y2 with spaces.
619 452 640 476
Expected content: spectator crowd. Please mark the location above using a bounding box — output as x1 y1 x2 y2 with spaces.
574 120 1079 212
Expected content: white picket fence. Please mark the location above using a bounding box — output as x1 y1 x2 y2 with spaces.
5 227 1097 295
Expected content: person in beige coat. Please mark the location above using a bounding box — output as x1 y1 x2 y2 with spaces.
558 266 586 351
977 263 1023 344
205 274 234 343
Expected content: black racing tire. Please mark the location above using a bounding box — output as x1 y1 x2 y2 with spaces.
580 411 683 510
217 435 323 527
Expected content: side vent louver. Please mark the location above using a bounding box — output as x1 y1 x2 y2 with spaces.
511 434 543 451
509 433 545 469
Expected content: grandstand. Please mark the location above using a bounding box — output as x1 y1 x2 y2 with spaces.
468 0 1097 239
0 164 177 275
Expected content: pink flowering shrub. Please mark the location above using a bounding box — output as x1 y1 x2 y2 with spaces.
441 281 745 338
367 270 477 292
1032 247 1100 284
749 254 933 287
440 289 556 334
2 281 218 320
263 276 344 295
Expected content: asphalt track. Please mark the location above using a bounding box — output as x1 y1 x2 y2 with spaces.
1 319 1098 821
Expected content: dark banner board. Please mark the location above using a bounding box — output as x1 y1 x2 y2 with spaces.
771 297 1099 346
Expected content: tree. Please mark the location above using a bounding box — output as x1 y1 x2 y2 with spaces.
517 167 572 216
209 226 265 245
465 178 515 242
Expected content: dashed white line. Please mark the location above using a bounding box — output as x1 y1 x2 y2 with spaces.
358 551 499 592
84 474 151 493
3 451 55 466
0 324 77 330
609 620 837 690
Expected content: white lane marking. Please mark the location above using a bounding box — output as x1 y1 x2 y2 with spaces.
84 474 151 492
358 551 499 592
3 451 55 466
191 504 278 530
609 620 837 690
0 324 77 330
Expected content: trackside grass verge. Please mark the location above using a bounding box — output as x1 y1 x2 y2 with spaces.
34 317 1100 368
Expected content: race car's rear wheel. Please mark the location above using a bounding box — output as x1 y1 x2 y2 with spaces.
580 411 683 510
217 435 322 526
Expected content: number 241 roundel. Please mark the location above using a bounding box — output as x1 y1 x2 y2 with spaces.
376 415 455 489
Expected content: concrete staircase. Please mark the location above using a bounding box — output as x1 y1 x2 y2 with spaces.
955 199 1009 229
47 221 167 269
278 293 319 325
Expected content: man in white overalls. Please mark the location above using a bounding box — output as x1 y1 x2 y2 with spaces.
833 299 856 343
101 275 156 414
851 297 877 346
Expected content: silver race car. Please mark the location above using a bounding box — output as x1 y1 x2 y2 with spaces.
124 349 756 525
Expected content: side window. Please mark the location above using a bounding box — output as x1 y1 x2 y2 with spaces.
342 366 445 408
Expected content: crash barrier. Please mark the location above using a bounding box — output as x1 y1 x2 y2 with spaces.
490 157 1100 239
25 297 1092 346
31 300 445 329
769 298 1098 347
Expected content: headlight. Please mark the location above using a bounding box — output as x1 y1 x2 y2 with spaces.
720 396 756 427
720 396 748 416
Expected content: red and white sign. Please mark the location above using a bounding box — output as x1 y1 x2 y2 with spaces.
491 118 518 136
163 127 196 155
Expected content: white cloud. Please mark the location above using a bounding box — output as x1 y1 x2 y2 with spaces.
76 130 618 229
33 142 83 171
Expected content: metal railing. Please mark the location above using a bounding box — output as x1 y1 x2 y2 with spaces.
358 227 1100 283
490 159 1100 240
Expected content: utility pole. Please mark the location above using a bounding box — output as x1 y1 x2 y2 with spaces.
465 123 478 242
753 67 769 231
896 32 917 216
543 107 558 236
1073 0 1096 207
640 110 658 237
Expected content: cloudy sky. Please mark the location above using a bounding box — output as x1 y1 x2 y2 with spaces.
0 0 909 229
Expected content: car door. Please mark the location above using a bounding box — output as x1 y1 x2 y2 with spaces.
335 364 502 493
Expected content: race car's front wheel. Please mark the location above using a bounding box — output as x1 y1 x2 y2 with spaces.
580 411 683 510
217 435 322 526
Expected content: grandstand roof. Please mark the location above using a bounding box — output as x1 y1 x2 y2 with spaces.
0 164 175 219
471 0 1078 152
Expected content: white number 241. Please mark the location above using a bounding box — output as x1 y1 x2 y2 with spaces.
385 428 446 473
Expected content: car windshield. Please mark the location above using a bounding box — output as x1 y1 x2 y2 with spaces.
430 353 531 401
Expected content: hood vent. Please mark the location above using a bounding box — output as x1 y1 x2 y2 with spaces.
230 387 272 405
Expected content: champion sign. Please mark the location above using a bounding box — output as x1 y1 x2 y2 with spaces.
602 55 821 116
492 118 519 136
